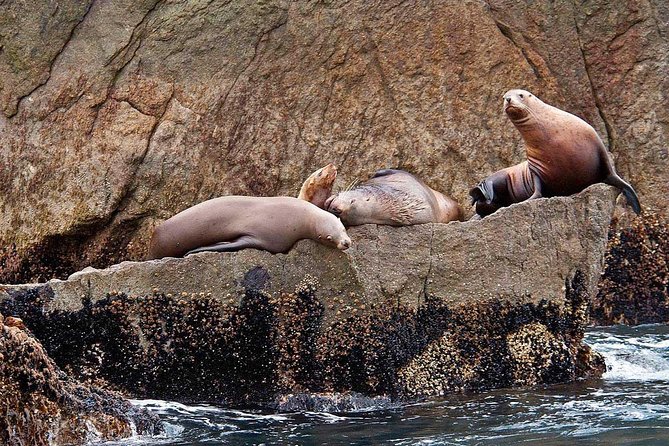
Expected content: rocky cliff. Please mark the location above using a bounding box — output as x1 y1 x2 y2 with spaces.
0 186 614 404
1 0 666 283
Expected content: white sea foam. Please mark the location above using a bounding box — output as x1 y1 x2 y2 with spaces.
130 399 223 415
586 326 669 382
598 346 669 381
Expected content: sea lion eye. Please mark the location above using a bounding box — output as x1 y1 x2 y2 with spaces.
326 235 333 241
519 93 524 99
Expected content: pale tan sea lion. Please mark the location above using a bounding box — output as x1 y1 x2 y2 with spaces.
469 161 534 217
502 89 640 214
298 163 337 209
148 196 351 259
324 169 464 226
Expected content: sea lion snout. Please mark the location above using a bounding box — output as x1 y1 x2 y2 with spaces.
337 237 351 250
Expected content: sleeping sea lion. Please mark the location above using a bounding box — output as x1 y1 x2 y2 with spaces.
148 196 351 258
324 169 463 226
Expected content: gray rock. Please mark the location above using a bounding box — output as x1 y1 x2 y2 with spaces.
24 184 616 315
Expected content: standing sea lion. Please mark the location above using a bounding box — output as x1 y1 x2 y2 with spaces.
324 169 463 226
501 89 640 213
298 163 337 209
469 161 534 217
148 196 351 259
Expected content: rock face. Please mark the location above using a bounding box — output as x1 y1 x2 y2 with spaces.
0 313 161 446
1 186 613 403
0 0 666 283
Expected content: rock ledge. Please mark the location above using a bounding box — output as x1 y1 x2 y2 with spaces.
0 185 616 403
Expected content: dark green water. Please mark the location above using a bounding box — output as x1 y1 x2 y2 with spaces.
101 324 669 445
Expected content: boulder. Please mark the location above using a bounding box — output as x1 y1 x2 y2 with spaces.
0 313 162 446
0 185 614 403
0 0 665 283
10 185 616 311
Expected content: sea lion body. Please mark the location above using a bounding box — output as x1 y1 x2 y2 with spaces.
148 196 351 259
298 163 337 209
499 89 640 213
469 161 534 217
325 169 463 226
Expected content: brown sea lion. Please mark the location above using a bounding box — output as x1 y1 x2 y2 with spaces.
298 163 337 209
324 169 463 226
148 196 351 259
469 161 534 217
502 89 640 213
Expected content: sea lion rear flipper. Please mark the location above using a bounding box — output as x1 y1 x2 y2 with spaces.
185 236 257 255
604 174 642 215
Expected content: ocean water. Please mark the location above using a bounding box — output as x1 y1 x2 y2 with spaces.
100 324 669 446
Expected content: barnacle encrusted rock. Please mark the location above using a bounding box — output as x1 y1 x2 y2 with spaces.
0 185 614 403
0 312 161 446
592 211 669 325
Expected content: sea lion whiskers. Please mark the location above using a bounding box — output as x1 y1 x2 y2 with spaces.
344 178 360 193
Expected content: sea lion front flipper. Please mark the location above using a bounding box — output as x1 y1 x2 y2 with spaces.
604 174 642 215
528 172 544 200
185 236 257 255
469 180 498 217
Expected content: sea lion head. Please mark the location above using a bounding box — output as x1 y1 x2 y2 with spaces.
315 212 351 251
299 163 338 208
503 89 539 124
325 188 377 226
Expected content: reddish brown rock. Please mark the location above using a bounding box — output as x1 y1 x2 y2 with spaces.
0 0 665 283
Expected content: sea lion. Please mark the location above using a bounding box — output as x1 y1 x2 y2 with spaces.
469 161 534 217
501 88 640 213
298 163 337 209
148 196 351 259
324 169 463 226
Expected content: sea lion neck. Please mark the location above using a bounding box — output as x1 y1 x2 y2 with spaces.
511 106 550 149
